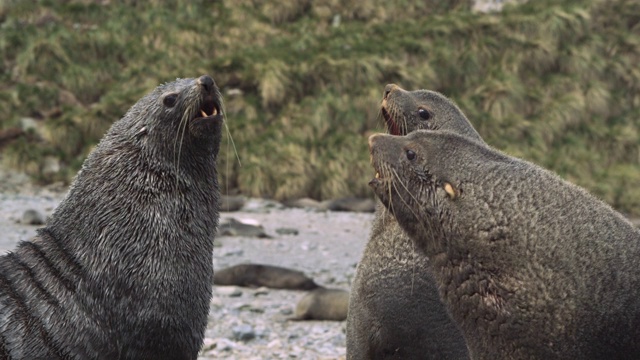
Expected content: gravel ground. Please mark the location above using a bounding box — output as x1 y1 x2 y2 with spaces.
0 166 372 359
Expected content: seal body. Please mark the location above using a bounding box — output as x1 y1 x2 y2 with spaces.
347 85 472 359
292 288 350 321
213 263 319 290
369 130 640 360
0 75 224 359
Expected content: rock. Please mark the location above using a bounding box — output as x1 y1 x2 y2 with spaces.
233 302 265 314
241 198 285 213
325 197 376 213
276 227 299 236
279 308 293 316
201 337 216 352
253 287 269 296
42 156 61 176
215 286 243 297
21 209 45 225
222 248 244 257
220 195 246 212
232 324 256 341
211 338 238 352
20 118 39 132
218 218 271 238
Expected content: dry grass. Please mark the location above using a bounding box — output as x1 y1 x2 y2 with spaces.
1 0 639 214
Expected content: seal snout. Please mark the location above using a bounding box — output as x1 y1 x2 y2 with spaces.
383 84 399 100
195 75 222 121
198 75 215 94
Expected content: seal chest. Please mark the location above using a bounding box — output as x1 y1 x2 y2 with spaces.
0 75 223 359
369 129 640 360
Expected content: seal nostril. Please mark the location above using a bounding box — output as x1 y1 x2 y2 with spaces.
198 75 214 93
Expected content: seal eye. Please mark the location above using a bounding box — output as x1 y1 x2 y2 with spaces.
418 108 431 120
406 150 416 161
163 94 178 108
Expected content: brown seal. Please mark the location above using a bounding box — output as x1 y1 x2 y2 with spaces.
291 288 350 321
347 85 472 359
369 130 640 359
213 263 319 290
0 75 223 359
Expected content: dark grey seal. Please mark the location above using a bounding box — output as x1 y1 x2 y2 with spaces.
0 75 224 359
213 263 318 290
369 130 640 360
347 85 472 359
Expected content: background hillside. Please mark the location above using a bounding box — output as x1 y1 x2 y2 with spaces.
1 0 639 215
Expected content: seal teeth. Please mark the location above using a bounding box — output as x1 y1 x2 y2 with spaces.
375 172 380 179
201 109 208 117
444 183 458 199
212 107 218 116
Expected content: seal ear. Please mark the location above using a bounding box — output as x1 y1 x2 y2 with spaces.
443 182 459 200
134 126 148 140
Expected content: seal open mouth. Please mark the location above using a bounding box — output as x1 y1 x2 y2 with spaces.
369 170 385 186
196 97 222 121
381 106 401 136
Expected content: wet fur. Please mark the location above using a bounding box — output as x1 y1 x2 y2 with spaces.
370 130 640 360
347 85 474 359
0 76 223 359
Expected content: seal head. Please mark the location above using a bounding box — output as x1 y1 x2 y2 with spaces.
381 84 481 140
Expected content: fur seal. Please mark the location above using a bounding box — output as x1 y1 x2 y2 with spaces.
347 84 472 359
213 263 319 290
368 130 640 360
0 75 224 359
291 288 350 321
218 218 272 238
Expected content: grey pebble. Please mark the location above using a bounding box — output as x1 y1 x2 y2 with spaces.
21 209 45 225
223 248 244 257
253 287 269 296
215 286 243 297
276 227 299 236
232 324 256 342
279 308 293 316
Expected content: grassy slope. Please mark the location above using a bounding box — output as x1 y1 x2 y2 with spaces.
1 0 639 215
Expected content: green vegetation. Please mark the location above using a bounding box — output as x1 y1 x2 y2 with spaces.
1 0 639 215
